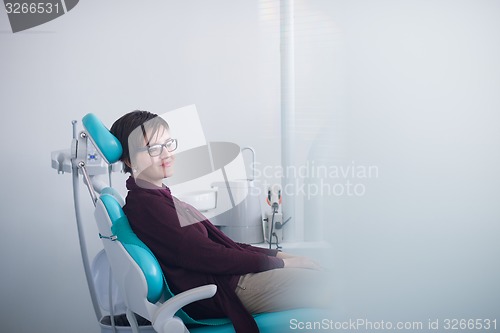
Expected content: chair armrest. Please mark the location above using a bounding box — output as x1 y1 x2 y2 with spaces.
152 284 217 333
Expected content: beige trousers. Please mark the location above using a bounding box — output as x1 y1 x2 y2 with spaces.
234 268 333 314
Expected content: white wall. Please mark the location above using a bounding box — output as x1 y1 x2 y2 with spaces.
0 1 280 332
295 0 500 323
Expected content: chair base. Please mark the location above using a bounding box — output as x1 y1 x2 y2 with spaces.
99 314 155 333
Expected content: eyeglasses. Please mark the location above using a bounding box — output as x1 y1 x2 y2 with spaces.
138 138 178 157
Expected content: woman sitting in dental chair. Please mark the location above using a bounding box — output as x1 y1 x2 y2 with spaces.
110 111 330 333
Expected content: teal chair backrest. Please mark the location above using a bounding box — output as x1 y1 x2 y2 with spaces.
100 194 164 303
100 193 229 326
83 113 163 303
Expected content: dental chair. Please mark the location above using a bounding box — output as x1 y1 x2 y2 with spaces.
55 113 327 333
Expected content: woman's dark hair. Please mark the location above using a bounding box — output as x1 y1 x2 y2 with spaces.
110 110 170 174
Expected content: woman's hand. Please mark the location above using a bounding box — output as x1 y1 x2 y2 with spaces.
282 256 323 270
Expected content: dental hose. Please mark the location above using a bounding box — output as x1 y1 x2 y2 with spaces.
268 203 279 250
268 210 275 249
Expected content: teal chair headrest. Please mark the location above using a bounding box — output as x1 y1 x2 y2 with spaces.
82 113 123 164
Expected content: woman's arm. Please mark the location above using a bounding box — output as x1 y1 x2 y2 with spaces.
237 243 280 256
237 245 322 270
127 194 284 275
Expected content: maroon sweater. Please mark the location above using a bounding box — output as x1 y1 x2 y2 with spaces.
123 177 284 333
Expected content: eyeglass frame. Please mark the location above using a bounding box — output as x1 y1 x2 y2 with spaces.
136 138 178 157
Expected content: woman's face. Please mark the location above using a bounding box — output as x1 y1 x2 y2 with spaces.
130 126 175 187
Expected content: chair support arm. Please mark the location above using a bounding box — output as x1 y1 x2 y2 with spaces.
152 284 217 333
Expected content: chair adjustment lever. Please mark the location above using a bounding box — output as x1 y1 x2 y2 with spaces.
99 233 117 241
